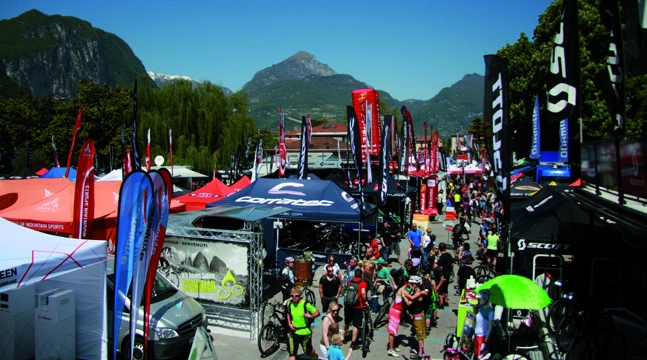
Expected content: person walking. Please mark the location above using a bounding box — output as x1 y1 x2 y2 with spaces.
485 223 500 268
319 264 342 315
379 221 395 262
437 243 453 307
286 287 321 360
344 269 368 350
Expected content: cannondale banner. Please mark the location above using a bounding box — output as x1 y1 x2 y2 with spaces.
278 108 287 177
352 88 381 160
298 115 309 179
546 0 580 122
600 0 626 136
347 105 365 210
483 55 511 232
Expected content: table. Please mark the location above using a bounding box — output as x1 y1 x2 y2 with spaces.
456 289 478 338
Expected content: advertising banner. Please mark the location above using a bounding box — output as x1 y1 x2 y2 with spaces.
160 235 249 306
352 88 381 159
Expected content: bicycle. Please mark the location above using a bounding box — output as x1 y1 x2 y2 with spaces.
158 247 181 287
297 280 317 306
545 280 575 335
556 308 626 359
257 300 289 356
359 307 374 358
473 261 496 281
373 280 394 329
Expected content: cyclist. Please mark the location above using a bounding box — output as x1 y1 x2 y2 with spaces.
319 264 342 315
287 287 320 360
282 257 296 302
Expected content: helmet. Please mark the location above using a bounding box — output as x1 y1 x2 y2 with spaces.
285 256 294 263
409 276 422 284
477 289 490 301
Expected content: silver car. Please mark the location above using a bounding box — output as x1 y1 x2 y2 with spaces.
107 264 207 360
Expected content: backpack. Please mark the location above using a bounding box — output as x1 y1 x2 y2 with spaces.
421 277 433 307
345 281 361 306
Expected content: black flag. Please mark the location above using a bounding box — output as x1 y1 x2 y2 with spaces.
621 0 647 77
379 115 392 207
297 116 309 179
546 0 580 122
600 0 626 136
347 106 365 210
132 79 141 170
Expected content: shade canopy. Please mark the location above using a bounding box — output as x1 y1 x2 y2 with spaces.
476 274 552 310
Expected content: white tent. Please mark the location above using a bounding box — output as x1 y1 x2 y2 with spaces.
0 217 107 359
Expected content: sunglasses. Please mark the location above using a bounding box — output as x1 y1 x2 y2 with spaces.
328 259 335 262
331 309 339 312
327 270 333 272
291 294 300 298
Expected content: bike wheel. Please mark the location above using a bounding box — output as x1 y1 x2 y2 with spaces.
546 299 567 335
260 302 273 325
556 315 578 353
500 353 530 360
166 271 180 287
373 296 391 328
305 289 316 306
324 242 342 253
474 265 488 277
257 322 280 356
361 311 369 358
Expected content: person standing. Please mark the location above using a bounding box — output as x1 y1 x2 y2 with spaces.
403 276 429 359
319 301 344 360
386 276 414 357
485 222 500 268
287 287 321 360
344 269 368 350
407 223 423 249
344 257 358 285
362 249 378 314
319 264 342 315
456 257 476 297
473 290 494 358
282 257 296 302
379 221 394 262
327 333 352 360
437 243 453 307
436 189 445 214
327 255 343 283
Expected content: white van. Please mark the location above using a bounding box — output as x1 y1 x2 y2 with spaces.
107 262 207 360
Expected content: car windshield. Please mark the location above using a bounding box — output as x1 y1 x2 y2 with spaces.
107 271 178 306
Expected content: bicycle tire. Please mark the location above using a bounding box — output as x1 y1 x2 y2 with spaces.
474 265 489 277
305 288 316 306
257 321 280 356
166 271 180 288
500 353 531 360
260 301 273 326
361 311 369 358
373 296 392 328
546 299 567 335
324 242 342 253
556 314 578 353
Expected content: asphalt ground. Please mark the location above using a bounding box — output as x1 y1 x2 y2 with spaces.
209 215 470 360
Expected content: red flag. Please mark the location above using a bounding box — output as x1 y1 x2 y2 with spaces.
72 140 95 239
306 114 312 144
146 128 151 171
65 109 83 179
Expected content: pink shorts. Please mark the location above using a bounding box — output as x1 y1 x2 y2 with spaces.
387 307 402 335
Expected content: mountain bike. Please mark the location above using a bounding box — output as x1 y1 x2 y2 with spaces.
373 280 394 329
297 280 316 306
360 307 374 358
545 280 575 335
473 260 496 281
257 300 288 356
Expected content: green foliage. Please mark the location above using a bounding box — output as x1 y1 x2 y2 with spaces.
0 77 256 175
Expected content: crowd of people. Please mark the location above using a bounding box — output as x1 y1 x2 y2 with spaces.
277 177 507 359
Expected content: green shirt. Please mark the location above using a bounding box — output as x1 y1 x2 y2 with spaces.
487 233 499 251
288 300 317 335
377 268 390 282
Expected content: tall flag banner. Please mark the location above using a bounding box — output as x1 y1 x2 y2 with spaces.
271 146 277 174
121 126 128 178
146 128 151 171
559 119 570 163
337 140 342 165
65 109 83 179
278 108 286 177
252 137 263 182
245 135 253 163
234 145 243 181
379 115 392 206
483 54 511 241
72 140 95 239
142 170 170 353
365 137 373 183
401 106 416 173
424 122 429 172
600 0 627 136
169 128 173 176
110 144 114 171
530 96 542 160
352 89 381 160
621 0 647 77
431 131 439 174
399 112 409 176
347 106 365 210
113 170 153 360
439 147 448 172
51 135 60 167
131 79 141 170
125 149 133 175
306 114 312 144
546 0 580 122
298 116 309 179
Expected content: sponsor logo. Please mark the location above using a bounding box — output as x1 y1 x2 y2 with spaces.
517 239 572 251
0 267 17 280
559 120 569 161
489 73 508 195
606 29 624 132
548 18 577 114
36 196 60 212
531 104 540 157
268 182 305 196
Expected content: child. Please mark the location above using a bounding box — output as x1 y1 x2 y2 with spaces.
327 333 352 360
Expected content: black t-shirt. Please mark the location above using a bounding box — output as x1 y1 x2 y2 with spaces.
457 265 476 291
319 275 341 298
379 227 393 247
452 223 468 240
438 252 454 279
432 266 444 285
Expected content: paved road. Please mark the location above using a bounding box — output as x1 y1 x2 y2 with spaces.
209 215 472 360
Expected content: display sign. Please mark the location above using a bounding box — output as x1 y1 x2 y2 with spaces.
352 88 381 160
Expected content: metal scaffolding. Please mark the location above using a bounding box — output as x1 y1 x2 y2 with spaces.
166 221 263 341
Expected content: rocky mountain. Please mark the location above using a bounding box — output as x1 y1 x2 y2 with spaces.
148 71 232 95
0 9 152 99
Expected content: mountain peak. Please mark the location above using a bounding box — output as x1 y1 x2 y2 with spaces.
243 51 337 92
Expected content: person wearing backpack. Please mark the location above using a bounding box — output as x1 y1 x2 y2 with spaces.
287 287 321 360
342 268 367 350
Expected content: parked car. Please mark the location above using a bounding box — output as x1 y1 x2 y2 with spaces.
107 261 207 360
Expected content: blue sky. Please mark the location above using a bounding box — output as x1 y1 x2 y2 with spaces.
1 0 554 101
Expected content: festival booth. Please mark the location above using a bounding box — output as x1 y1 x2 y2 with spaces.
509 174 543 201
0 178 72 212
0 180 122 243
39 167 77 179
0 217 107 360
171 178 233 211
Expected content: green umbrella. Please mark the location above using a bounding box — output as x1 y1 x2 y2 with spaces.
475 274 552 310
